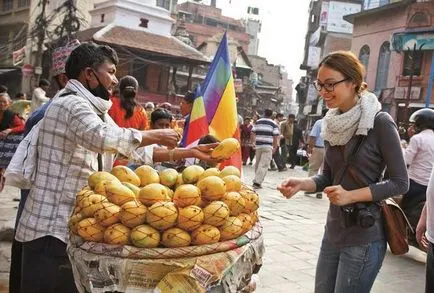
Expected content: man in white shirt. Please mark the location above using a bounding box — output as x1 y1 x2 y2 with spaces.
417 168 434 293
30 78 50 112
403 108 434 234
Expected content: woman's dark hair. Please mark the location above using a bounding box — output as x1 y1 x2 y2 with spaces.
119 75 138 119
151 108 173 125
65 42 119 79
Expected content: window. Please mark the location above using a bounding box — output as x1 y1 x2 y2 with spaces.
132 62 148 90
375 42 391 91
409 12 430 27
100 14 105 23
2 0 13 11
156 0 170 11
18 0 29 8
205 18 218 27
402 50 424 76
358 45 370 73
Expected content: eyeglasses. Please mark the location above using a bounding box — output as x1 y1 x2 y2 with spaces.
313 78 349 92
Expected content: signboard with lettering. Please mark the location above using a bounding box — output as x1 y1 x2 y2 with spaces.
394 87 421 100
327 1 361 34
307 46 322 69
0 134 24 168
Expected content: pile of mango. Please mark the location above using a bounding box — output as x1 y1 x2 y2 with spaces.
69 163 259 249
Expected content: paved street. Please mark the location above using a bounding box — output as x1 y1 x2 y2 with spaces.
0 165 427 293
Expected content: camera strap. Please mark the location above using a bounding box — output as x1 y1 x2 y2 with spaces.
336 135 366 185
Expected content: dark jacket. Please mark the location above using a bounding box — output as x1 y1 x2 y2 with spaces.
312 112 409 247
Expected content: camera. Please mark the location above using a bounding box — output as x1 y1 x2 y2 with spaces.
342 203 379 228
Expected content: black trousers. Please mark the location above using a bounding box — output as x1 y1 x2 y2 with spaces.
402 179 427 229
20 236 77 293
9 189 29 293
289 145 298 167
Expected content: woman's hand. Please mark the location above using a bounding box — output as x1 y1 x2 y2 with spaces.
277 178 303 199
324 185 354 206
416 206 428 251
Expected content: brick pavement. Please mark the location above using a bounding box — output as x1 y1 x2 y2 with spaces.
0 166 427 293
242 165 426 293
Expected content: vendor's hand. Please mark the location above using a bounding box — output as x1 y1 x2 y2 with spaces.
0 129 11 139
142 129 180 149
277 178 303 199
416 217 428 251
191 143 220 164
194 142 219 153
324 185 353 206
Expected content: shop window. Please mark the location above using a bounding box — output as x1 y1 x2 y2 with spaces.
358 45 370 73
18 0 29 8
402 50 423 76
2 0 13 11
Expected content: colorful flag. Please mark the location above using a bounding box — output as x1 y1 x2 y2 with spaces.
180 86 209 147
202 32 242 171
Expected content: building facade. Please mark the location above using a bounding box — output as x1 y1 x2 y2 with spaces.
346 0 434 123
176 1 250 53
299 0 363 128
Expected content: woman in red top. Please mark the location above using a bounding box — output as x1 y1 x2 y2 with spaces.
0 93 24 138
108 75 148 130
0 92 25 191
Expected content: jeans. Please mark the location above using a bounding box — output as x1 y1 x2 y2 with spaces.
315 235 386 293
426 242 434 293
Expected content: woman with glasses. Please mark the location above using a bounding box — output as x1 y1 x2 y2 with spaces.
278 51 409 293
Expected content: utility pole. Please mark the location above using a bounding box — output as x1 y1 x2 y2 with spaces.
53 0 81 44
33 0 49 85
404 43 425 124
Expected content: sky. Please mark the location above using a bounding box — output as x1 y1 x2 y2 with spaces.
178 0 311 84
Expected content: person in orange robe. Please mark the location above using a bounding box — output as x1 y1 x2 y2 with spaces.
108 75 148 130
108 76 148 166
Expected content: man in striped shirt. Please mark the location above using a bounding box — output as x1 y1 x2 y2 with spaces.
251 109 280 189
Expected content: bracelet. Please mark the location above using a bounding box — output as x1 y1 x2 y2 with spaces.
168 149 175 162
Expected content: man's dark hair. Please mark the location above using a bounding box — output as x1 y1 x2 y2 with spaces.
288 114 295 119
276 113 284 119
0 85 7 93
264 109 273 118
198 134 219 145
15 93 25 99
65 42 119 79
39 78 50 87
183 90 195 104
151 108 173 124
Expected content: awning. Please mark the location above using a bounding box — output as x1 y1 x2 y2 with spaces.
391 27 434 51
0 68 19 75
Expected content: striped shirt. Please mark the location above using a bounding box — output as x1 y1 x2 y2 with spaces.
15 80 152 244
252 118 279 148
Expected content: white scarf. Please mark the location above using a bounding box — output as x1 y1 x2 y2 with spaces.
321 91 381 146
64 79 112 116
